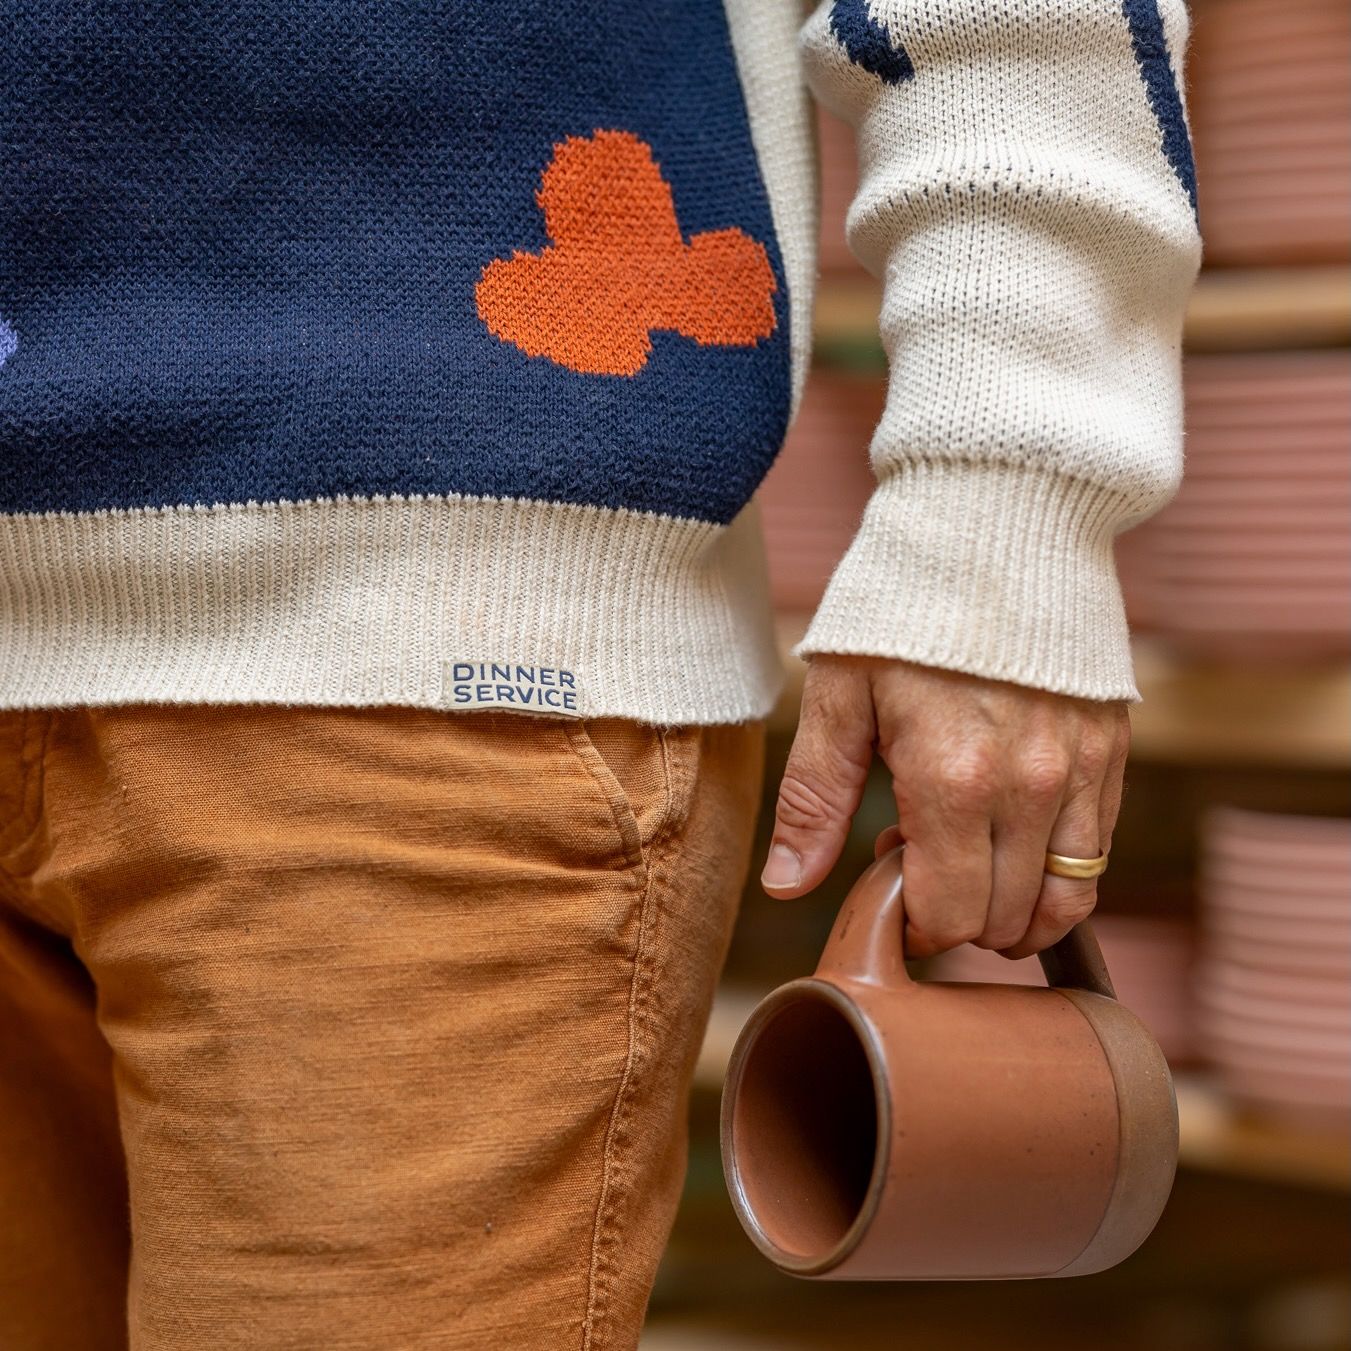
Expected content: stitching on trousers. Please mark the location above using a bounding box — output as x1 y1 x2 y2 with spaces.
579 728 697 1349
562 720 646 873
0 710 67 933
0 711 43 847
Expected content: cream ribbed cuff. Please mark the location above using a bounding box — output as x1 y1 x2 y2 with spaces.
794 461 1150 702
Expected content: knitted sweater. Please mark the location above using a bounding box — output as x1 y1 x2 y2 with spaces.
0 1 1200 723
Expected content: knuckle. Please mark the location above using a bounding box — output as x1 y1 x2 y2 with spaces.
936 752 998 810
1076 740 1111 782
775 770 848 834
875 728 908 773
1020 751 1069 804
931 913 985 949
1041 882 1098 929
977 928 1025 953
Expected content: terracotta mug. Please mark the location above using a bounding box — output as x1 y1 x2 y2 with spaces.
720 846 1177 1280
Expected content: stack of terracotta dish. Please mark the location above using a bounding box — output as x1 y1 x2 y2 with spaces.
927 916 1197 1066
816 105 860 275
756 369 882 611
755 104 884 612
1188 0 1350 265
1117 351 1351 659
1196 808 1351 1127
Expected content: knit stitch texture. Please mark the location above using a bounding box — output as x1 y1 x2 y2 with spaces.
0 0 1199 720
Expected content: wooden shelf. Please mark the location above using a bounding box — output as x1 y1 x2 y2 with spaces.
1127 639 1351 770
768 615 1351 770
1183 266 1351 352
695 987 1350 1194
812 266 1351 363
1175 1075 1351 1194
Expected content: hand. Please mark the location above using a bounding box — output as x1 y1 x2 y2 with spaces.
761 655 1130 958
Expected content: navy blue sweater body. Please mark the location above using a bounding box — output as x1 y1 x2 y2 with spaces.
0 1 790 522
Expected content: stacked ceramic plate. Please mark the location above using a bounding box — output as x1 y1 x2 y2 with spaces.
1196 808 1351 1127
1188 0 1350 265
1117 351 1351 658
927 917 1197 1065
757 369 882 611
816 105 860 274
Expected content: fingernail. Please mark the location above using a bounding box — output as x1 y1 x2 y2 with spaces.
761 843 802 892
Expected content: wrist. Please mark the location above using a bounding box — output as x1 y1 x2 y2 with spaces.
795 460 1149 703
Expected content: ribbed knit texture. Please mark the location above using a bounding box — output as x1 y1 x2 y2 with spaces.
796 0 1202 700
797 462 1154 698
0 0 1199 719
0 495 783 724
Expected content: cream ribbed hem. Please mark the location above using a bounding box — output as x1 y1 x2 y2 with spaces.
794 462 1149 702
0 494 784 725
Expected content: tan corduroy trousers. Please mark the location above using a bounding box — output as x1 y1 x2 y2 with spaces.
0 704 765 1350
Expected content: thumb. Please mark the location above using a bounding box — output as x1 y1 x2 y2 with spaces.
762 658 877 899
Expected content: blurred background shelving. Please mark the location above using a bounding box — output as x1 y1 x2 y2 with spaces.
770 616 1351 770
814 265 1351 360
644 2 1351 1348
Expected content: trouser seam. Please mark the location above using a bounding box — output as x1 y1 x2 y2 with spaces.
579 727 697 1350
562 720 647 874
0 710 66 933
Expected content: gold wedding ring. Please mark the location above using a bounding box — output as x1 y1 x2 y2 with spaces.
1044 849 1109 880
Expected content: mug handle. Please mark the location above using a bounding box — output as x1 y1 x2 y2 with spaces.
815 845 1117 999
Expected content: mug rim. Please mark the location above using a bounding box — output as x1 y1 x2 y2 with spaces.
720 975 892 1277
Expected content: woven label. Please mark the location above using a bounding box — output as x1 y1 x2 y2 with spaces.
442 661 582 717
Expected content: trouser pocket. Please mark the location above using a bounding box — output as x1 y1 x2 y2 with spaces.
563 718 696 872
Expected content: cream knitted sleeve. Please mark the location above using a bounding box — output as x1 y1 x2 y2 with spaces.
794 0 1202 700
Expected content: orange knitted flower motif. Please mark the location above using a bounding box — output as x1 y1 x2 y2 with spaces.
476 130 777 376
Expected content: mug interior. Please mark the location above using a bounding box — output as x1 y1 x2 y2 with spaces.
729 994 880 1261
